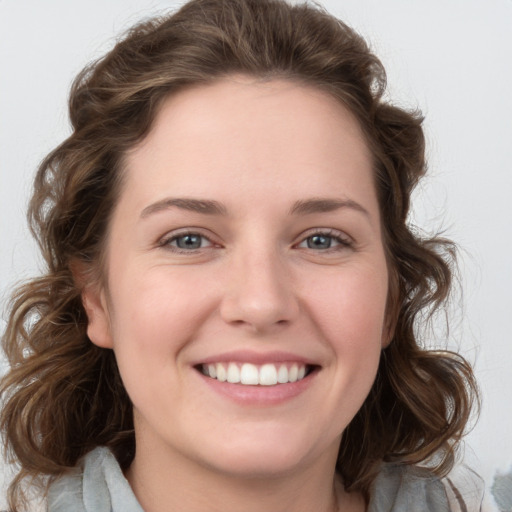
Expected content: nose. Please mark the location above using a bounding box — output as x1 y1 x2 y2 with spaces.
219 248 300 333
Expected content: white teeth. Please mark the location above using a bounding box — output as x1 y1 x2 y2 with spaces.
259 364 278 386
240 363 259 385
277 364 288 383
201 362 310 386
227 363 241 383
216 364 227 382
289 364 298 383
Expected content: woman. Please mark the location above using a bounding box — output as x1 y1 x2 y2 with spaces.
0 0 479 510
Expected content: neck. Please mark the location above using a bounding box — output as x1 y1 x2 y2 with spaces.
125 436 361 512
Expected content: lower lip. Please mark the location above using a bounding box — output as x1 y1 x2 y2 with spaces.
196 368 317 406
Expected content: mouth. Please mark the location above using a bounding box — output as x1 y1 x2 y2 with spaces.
195 362 316 386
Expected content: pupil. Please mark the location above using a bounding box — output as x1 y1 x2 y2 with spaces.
177 234 201 249
308 235 331 249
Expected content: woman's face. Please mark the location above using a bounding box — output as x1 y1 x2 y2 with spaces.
85 76 390 477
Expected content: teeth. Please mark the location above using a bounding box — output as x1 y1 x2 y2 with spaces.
216 364 227 382
289 364 298 383
240 363 259 385
277 365 288 383
259 364 277 386
201 362 310 386
227 363 240 383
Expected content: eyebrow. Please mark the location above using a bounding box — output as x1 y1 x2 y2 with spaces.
140 196 369 219
140 197 227 218
289 198 370 217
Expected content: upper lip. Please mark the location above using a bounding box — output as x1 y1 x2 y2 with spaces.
192 350 318 367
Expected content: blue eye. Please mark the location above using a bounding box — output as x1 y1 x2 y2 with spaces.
165 233 212 251
298 231 351 251
306 234 334 249
175 234 203 249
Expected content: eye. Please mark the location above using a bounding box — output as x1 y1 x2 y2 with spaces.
305 234 334 250
160 232 214 252
297 230 352 251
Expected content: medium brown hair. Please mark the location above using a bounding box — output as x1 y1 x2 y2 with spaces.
1 0 478 509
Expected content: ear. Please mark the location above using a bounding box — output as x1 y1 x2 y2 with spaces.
71 259 113 349
82 284 113 349
381 318 395 349
382 270 399 349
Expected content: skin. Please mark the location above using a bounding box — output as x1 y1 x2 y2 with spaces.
83 76 390 512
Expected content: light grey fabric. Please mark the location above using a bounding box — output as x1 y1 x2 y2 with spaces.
47 447 143 512
492 469 512 512
47 447 451 511
368 463 450 512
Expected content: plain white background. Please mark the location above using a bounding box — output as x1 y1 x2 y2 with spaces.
1 0 511 509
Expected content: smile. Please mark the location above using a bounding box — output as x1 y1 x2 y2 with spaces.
199 362 311 386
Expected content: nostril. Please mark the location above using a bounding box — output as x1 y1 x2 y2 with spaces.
220 296 299 332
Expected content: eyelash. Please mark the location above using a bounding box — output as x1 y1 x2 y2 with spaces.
296 229 353 252
158 228 353 254
159 230 216 254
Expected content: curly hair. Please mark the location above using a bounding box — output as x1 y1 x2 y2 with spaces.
0 0 478 509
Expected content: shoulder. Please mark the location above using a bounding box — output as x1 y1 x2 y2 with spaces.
47 447 143 512
369 463 450 512
369 463 484 512
443 464 485 512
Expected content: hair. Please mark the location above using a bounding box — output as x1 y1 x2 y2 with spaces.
1 0 478 509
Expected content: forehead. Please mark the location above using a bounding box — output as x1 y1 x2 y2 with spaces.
134 75 371 162
120 76 377 217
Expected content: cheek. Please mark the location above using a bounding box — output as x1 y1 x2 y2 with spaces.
106 266 219 362
299 267 387 436
104 271 202 409
306 265 388 347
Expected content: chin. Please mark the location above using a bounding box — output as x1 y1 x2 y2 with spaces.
196 431 326 478
207 451 306 478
